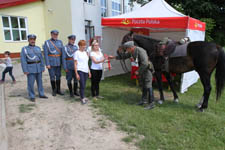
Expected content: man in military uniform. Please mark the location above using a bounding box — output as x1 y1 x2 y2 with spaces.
43 30 64 96
62 35 79 97
112 41 155 109
20 34 48 102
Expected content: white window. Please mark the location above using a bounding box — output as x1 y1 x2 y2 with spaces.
101 0 107 17
124 0 131 13
2 16 28 42
112 0 121 16
84 0 94 4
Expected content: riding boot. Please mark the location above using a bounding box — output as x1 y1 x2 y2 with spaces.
56 80 64 95
137 87 148 105
51 81 56 96
74 82 80 96
67 82 74 97
145 88 155 110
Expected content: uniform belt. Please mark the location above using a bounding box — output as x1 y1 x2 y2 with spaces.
48 54 61 57
27 61 41 64
65 58 73 60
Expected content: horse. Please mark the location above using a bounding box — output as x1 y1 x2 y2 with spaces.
119 32 225 111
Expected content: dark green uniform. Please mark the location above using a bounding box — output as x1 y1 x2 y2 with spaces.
116 46 153 88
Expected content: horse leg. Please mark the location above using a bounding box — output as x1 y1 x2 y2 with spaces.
197 72 212 112
164 72 179 103
154 71 165 104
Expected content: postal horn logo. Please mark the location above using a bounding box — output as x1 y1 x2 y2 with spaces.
121 19 131 25
194 23 198 28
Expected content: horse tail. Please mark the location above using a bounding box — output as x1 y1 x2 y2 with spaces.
215 45 225 100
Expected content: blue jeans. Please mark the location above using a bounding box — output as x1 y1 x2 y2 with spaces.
78 71 88 99
1 67 15 81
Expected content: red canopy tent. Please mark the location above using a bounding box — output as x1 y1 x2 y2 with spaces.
101 0 206 93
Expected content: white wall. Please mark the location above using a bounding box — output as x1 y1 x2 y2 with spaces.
102 27 131 77
70 0 86 45
84 1 102 37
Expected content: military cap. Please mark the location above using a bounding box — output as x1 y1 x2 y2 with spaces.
68 35 76 39
27 34 36 39
123 41 135 49
159 37 169 45
51 30 59 34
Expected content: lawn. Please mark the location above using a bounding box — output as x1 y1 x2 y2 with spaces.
90 73 225 150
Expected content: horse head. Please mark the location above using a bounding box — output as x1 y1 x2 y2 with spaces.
121 31 134 45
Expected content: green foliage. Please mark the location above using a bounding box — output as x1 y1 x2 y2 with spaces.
200 18 216 42
93 73 225 150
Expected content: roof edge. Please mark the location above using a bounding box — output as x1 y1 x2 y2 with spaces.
0 0 41 9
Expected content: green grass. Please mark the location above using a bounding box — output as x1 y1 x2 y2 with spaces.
91 73 225 150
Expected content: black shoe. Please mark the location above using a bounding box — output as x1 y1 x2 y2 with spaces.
39 95 48 99
51 81 56 96
56 80 64 95
30 98 35 102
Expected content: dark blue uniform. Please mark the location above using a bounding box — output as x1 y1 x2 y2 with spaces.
21 45 46 100
43 37 64 96
62 35 79 97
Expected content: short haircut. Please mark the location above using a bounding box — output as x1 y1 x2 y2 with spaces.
78 40 86 46
4 51 10 55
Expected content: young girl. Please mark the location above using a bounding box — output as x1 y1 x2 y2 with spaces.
0 51 16 84
90 41 105 99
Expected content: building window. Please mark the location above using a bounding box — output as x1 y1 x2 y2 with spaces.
101 0 107 17
2 16 28 42
84 0 94 4
112 0 121 16
124 0 131 13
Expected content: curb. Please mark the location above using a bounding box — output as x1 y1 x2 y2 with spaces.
0 67 8 150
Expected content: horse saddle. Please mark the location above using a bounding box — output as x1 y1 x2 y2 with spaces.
169 43 189 58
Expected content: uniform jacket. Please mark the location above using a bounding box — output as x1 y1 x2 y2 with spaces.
20 45 45 73
62 44 78 70
43 39 64 67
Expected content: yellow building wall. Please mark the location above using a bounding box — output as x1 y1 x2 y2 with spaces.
0 1 46 54
43 0 72 44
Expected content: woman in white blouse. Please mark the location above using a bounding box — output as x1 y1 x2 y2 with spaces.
74 40 91 104
90 41 105 99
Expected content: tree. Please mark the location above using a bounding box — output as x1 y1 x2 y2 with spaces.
130 0 225 46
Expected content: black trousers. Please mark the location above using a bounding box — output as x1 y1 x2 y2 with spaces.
1 67 15 81
91 69 102 97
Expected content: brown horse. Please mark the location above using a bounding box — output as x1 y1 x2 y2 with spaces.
120 32 225 111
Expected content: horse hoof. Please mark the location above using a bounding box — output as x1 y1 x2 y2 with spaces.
158 100 164 105
174 98 179 103
196 103 202 109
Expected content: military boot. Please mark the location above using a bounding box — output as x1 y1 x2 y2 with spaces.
51 81 56 96
144 88 155 110
67 82 74 97
74 82 80 96
137 87 148 105
56 80 64 95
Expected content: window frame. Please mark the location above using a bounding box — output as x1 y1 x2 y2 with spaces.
101 0 108 17
1 15 28 42
112 0 122 16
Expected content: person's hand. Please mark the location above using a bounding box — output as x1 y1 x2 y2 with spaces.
108 55 115 59
101 58 105 63
89 72 91 78
135 71 139 75
46 65 51 69
24 72 29 75
65 69 68 72
76 74 80 81
42 70 45 72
